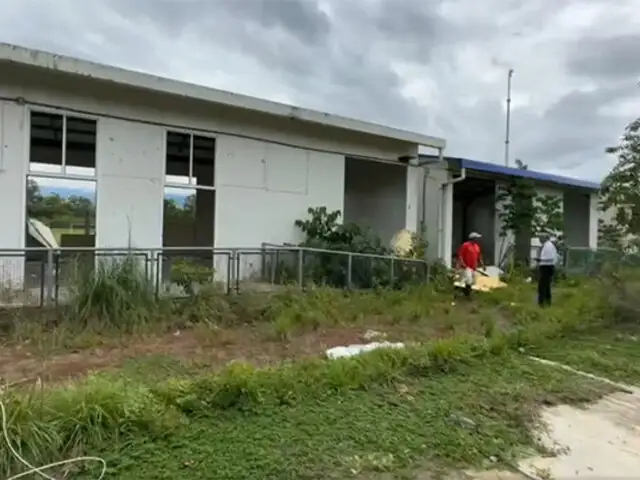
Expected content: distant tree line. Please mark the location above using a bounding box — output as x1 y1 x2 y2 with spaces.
27 178 95 229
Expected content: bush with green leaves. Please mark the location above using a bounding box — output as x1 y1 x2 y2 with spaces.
267 207 428 289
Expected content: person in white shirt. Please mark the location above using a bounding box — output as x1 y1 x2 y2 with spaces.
537 232 558 307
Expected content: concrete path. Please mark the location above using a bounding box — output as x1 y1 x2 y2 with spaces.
518 385 640 479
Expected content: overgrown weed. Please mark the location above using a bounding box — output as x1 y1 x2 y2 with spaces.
66 256 163 331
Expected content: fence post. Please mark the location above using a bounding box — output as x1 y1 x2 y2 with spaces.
297 249 304 287
390 257 395 286
347 253 353 289
45 248 54 305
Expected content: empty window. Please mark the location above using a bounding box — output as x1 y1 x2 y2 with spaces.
162 130 216 290
165 131 215 188
29 111 97 177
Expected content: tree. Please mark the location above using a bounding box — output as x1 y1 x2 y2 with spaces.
496 160 538 265
497 159 564 266
26 178 96 231
599 117 640 252
26 178 42 207
533 194 563 236
163 194 196 224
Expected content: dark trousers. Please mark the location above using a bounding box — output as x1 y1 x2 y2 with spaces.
537 265 554 307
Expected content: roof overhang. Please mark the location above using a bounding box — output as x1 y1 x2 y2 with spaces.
437 156 599 191
0 43 446 151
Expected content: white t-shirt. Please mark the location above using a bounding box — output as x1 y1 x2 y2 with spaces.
539 240 558 266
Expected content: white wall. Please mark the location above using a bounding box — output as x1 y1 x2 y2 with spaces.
216 136 344 282
0 101 26 287
419 163 449 263
0 71 420 287
215 135 344 248
95 118 165 249
405 166 420 233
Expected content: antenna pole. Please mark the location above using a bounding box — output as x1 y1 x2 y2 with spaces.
504 69 514 167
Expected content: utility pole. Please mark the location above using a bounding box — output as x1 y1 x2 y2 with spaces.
504 68 514 167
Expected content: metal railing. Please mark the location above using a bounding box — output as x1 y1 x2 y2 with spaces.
0 245 431 307
563 246 640 275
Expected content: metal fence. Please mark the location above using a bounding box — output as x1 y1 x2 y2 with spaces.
563 246 640 275
0 245 431 307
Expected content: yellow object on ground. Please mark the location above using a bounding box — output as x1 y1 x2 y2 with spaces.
453 268 507 292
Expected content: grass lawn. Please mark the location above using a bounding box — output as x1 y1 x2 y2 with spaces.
70 353 615 480
532 325 640 385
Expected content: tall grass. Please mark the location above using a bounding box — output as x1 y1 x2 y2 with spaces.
0 274 623 476
65 255 163 330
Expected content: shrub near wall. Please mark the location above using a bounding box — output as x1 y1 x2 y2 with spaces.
268 207 428 289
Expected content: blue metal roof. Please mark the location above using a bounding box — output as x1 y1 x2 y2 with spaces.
449 157 600 190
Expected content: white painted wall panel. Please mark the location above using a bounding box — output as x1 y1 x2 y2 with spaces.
95 118 164 249
0 101 26 287
420 163 448 263
215 135 344 248
216 136 266 189
265 143 308 194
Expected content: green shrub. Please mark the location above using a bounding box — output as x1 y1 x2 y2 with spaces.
282 206 427 289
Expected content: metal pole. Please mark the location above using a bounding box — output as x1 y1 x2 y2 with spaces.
504 68 514 167
45 248 54 305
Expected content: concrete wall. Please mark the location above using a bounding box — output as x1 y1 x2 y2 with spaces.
95 118 164 249
564 191 591 248
215 136 344 247
0 101 27 287
343 158 407 246
417 163 449 263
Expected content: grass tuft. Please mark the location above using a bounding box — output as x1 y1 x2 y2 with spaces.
65 256 163 331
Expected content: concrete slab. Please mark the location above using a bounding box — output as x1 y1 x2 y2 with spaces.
519 387 640 479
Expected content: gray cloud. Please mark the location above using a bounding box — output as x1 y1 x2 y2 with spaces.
0 0 638 183
567 34 640 81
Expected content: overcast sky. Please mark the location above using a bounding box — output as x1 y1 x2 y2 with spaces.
2 0 639 182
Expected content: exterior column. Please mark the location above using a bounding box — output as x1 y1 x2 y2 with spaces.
588 192 599 249
441 183 453 267
0 101 27 289
405 165 420 233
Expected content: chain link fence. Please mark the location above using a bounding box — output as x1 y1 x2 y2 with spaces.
563 246 640 275
0 245 431 307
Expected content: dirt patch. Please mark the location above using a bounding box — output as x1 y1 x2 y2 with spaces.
0 324 368 384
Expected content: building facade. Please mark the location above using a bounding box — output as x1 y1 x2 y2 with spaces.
418 156 600 267
0 44 445 287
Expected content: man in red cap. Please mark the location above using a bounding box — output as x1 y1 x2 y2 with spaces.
457 232 484 298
